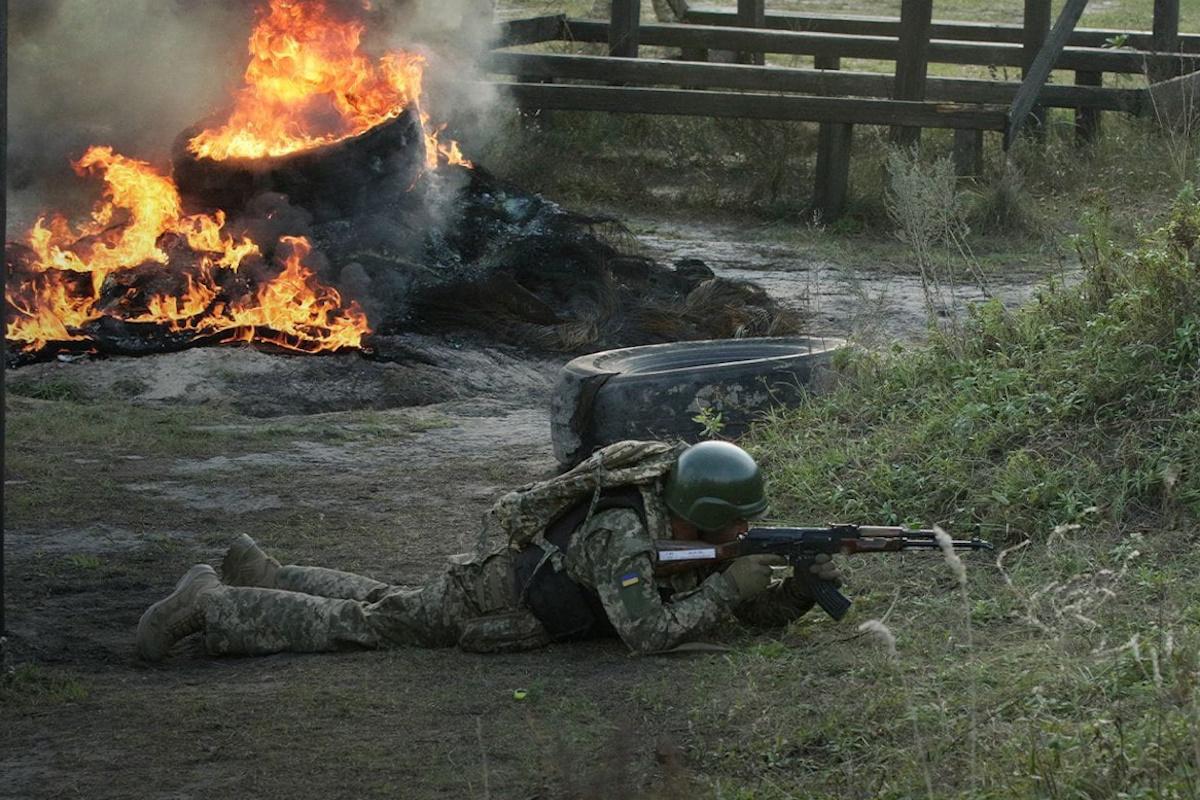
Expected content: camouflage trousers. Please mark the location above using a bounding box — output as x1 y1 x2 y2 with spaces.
202 551 552 656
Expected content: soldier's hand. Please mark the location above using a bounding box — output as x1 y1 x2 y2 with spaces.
723 554 787 600
787 553 843 602
808 553 842 585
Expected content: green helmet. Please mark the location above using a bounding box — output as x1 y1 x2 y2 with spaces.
663 441 768 532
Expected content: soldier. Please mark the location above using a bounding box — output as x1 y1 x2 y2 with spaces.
136 440 841 661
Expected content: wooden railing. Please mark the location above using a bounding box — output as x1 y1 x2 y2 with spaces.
484 0 1192 218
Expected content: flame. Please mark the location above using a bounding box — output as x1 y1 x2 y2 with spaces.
6 147 370 355
188 0 469 169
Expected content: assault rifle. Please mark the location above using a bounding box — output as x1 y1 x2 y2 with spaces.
653 525 994 620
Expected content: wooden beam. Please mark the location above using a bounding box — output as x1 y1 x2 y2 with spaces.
737 0 766 65
1152 0 1182 82
610 0 641 58
482 52 1146 112
492 14 567 47
1023 0 1052 133
1005 0 1091 149
813 55 853 220
953 129 984 177
892 0 933 147
1075 71 1103 145
491 82 1010 129
682 7 1200 53
555 19 1197 75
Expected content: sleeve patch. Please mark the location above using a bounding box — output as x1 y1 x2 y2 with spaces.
620 572 640 588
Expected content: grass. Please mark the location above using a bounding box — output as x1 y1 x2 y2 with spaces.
708 183 1200 798
1 664 90 707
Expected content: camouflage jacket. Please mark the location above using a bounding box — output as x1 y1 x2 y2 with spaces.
558 490 816 654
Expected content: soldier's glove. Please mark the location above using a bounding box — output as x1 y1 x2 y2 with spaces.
809 553 842 584
791 553 844 601
723 554 788 601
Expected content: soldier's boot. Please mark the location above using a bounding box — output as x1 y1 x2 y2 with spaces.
136 564 222 662
275 565 390 601
202 586 379 655
221 534 281 588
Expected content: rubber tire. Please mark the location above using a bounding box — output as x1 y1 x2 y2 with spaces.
550 336 845 467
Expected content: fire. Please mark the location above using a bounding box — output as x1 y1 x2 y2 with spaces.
188 0 469 169
6 147 370 355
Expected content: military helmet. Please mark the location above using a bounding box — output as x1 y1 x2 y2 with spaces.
663 441 768 532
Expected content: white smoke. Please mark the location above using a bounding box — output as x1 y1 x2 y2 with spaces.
6 1 253 235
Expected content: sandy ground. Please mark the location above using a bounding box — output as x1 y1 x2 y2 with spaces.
1 218 1066 799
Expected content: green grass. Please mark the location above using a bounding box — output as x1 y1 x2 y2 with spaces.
673 184 1200 798
748 189 1200 538
1 664 90 708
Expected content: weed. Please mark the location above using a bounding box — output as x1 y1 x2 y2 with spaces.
9 377 87 402
64 553 103 570
1 664 89 707
968 162 1038 236
692 406 726 439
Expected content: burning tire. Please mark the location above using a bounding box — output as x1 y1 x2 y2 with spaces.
172 108 428 219
550 336 845 467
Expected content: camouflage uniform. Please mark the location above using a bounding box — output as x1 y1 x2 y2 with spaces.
199 487 816 657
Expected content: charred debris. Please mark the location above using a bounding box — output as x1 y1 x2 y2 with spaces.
8 110 802 367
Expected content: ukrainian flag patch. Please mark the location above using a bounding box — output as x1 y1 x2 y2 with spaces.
620 572 640 588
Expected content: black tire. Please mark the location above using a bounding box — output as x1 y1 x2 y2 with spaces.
550 336 845 467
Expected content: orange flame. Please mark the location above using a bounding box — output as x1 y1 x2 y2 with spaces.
188 0 469 169
6 147 370 354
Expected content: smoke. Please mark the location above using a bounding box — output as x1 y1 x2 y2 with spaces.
6 0 252 235
369 0 501 174
6 0 500 238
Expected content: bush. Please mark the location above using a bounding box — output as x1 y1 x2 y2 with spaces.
751 189 1200 540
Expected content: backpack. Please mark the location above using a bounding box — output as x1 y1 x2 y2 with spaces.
483 440 683 551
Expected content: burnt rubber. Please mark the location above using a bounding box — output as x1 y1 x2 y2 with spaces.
550 336 844 467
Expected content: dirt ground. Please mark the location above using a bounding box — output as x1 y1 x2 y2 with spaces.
1 219 1066 799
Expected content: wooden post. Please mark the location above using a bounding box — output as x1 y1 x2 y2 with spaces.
953 130 984 177
1023 0 1052 134
1005 0 1091 149
813 55 854 220
1075 71 1103 145
1152 0 1182 83
892 0 933 148
737 0 766 66
609 0 641 58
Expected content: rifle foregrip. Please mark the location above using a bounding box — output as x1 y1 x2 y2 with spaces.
804 575 852 621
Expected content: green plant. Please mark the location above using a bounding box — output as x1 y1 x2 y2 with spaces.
692 406 726 439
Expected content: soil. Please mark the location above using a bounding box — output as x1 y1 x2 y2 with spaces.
1 216 1069 799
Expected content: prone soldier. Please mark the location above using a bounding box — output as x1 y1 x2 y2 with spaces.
136 440 841 660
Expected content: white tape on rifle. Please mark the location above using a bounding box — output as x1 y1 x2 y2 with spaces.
657 548 718 562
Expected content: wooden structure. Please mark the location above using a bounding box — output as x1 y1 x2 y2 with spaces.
486 1 1195 219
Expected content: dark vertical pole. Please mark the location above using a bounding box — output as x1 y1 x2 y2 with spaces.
892 0 933 148
1152 0 1182 83
737 0 766 66
1 0 8 643
953 130 984 178
1075 71 1103 145
609 0 641 58
814 55 853 220
1023 0 1052 135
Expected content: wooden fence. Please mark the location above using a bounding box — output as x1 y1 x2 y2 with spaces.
485 0 1193 218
